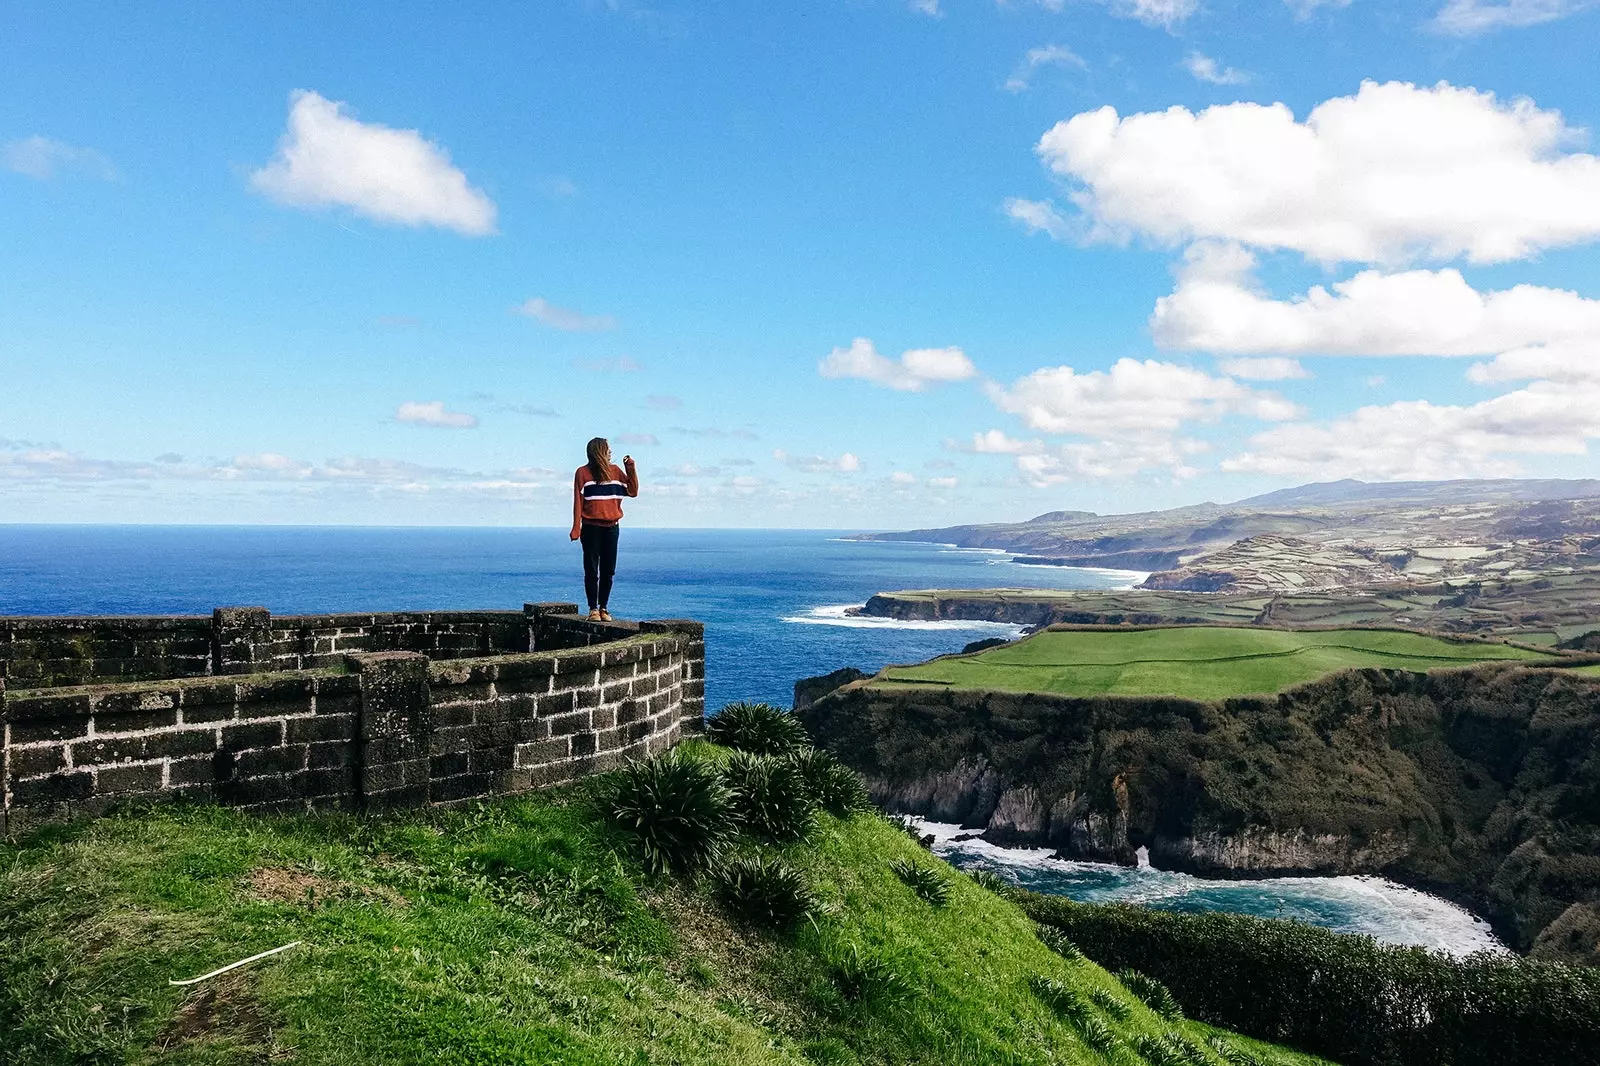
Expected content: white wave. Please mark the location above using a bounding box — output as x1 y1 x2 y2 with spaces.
906 818 1505 956
781 604 1026 634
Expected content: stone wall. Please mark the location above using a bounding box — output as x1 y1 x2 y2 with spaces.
0 608 533 689
0 604 704 835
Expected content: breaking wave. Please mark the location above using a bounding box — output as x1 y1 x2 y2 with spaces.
780 604 1027 634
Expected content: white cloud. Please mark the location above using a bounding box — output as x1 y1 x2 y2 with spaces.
891 471 919 484
1216 357 1311 380
1004 44 1087 93
1468 340 1600 383
1017 437 1211 483
1004 198 1073 240
1224 380 1600 480
515 296 618 331
773 449 863 473
251 90 496 236
1 136 115 180
928 476 959 488
395 401 478 429
1433 0 1596 35
1034 80 1600 265
1183 53 1250 85
988 358 1299 438
1097 0 1199 28
909 0 942 14
617 432 660 446
954 429 1045 454
1152 248 1600 360
818 338 978 391
1284 0 1352 16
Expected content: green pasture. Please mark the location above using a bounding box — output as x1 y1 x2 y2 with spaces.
876 626 1559 701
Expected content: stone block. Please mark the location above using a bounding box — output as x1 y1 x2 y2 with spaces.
96 762 165 794
6 743 66 779
430 752 470 778
306 741 355 770
232 746 308 778
11 770 94 804
516 738 571 765
219 721 284 751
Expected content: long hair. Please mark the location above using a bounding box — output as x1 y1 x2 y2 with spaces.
586 437 612 483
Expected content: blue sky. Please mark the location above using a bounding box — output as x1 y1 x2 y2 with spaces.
4 0 1600 527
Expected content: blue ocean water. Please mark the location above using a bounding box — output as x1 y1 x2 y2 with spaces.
0 525 1131 710
0 525 1502 952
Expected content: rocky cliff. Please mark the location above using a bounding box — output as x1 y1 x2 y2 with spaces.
798 664 1600 961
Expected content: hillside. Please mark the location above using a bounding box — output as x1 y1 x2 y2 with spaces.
800 655 1600 962
0 746 1325 1066
858 478 1600 595
875 626 1556 701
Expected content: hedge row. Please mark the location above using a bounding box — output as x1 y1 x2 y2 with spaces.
1018 892 1600 1066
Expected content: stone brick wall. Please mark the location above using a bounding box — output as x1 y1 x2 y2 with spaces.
0 608 534 689
0 605 704 835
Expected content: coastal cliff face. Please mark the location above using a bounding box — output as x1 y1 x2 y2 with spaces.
860 593 1200 628
798 665 1600 960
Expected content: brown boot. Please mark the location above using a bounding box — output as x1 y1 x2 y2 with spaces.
599 609 613 622
587 608 603 621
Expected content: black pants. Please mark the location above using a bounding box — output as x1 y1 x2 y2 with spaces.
580 523 620 610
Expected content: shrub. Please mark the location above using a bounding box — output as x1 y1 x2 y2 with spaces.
1116 969 1183 1020
605 749 733 875
787 748 870 816
722 750 818 843
889 858 950 906
1021 893 1600 1066
707 701 810 755
715 853 818 930
829 942 912 1006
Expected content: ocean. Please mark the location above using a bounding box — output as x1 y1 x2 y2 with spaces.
0 524 1501 954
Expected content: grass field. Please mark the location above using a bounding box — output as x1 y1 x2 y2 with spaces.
876 627 1559 700
0 744 1328 1066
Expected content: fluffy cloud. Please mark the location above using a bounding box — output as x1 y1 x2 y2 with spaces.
1018 437 1211 484
1224 380 1600 480
1183 53 1250 85
1152 245 1600 360
515 297 617 331
773 449 862 473
890 471 918 484
395 401 478 428
1 136 115 180
251 90 495 235
909 0 941 14
819 338 978 392
988 358 1299 438
1034 80 1600 265
1097 0 1199 27
1004 45 1087 93
1433 0 1596 35
1004 198 1072 240
928 476 959 488
1216 357 1311 381
953 429 1045 455
1284 0 1352 16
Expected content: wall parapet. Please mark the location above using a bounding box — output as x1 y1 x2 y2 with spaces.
0 604 705 835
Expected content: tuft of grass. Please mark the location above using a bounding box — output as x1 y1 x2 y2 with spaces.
968 868 1011 895
1118 968 1185 1020
714 853 819 931
1088 987 1131 1021
889 857 950 906
707 702 811 755
1077 1014 1120 1057
722 750 819 843
1037 924 1084 961
827 942 912 1008
605 747 735 875
786 748 871 817
1029 975 1090 1024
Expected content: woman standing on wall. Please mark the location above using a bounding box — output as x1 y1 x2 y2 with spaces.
570 437 639 621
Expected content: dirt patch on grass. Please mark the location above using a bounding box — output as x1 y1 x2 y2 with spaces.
155 971 285 1060
247 867 407 908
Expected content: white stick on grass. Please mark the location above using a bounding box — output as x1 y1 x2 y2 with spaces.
169 941 303 986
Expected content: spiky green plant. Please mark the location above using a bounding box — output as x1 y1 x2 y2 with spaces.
714 853 818 930
889 857 950 906
786 747 870 816
1036 924 1083 961
1118 968 1184 1020
706 701 810 754
968 868 1011 895
1088 987 1131 1021
722 750 818 843
604 748 734 875
1028 975 1090 1024
1209 1035 1267 1066
1077 1015 1119 1057
829 942 912 1006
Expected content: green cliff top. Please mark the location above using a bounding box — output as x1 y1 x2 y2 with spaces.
876 626 1560 700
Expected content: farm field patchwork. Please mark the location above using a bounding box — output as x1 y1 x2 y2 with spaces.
876 626 1561 700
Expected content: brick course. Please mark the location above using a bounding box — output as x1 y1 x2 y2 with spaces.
0 605 704 835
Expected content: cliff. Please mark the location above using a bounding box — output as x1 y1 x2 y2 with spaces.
798 664 1600 961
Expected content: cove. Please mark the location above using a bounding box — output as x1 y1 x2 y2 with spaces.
911 818 1507 957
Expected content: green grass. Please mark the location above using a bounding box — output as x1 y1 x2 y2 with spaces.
877 626 1557 700
0 745 1335 1066
1574 664 1600 677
